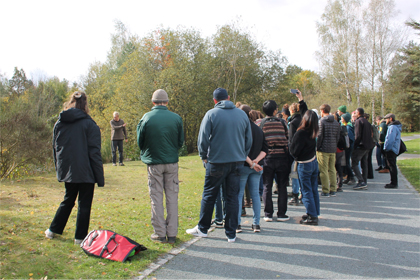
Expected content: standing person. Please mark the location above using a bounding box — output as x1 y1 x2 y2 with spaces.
383 113 402 188
374 116 386 171
137 89 184 244
45 91 104 245
336 105 347 123
317 104 340 197
110 112 128 166
260 100 290 222
236 105 268 233
377 116 390 173
290 110 320 225
186 88 252 243
287 90 308 205
341 113 356 185
351 108 375 190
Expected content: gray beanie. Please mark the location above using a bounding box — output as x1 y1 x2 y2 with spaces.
152 89 169 103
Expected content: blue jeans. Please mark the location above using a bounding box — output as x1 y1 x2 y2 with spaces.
238 165 262 226
375 143 386 168
345 143 354 179
214 185 225 222
198 162 242 239
297 159 320 218
291 178 299 194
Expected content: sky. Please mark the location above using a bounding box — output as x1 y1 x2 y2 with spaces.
1 0 419 84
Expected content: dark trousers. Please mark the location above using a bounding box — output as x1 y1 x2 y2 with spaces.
111 140 124 164
49 183 95 240
198 162 242 239
335 151 344 187
351 148 370 183
262 157 289 218
385 151 398 186
344 144 354 179
367 148 374 179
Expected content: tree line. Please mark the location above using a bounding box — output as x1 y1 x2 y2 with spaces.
1 0 418 179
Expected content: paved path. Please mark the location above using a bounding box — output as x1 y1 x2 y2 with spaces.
401 134 420 142
138 149 420 279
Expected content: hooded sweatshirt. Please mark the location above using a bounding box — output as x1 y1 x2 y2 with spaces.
198 100 252 163
384 120 402 155
53 108 104 186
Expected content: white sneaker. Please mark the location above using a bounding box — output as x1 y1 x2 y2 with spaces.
186 225 208 237
74 239 83 245
263 217 273 222
227 237 236 243
45 229 54 239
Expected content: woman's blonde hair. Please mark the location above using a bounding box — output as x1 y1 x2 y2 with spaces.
64 91 89 114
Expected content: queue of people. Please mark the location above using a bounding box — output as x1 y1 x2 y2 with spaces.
44 88 403 245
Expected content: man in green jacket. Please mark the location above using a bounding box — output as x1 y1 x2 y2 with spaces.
137 89 184 244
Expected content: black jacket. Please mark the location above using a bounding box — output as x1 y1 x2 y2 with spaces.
288 100 308 145
246 121 269 166
53 108 105 186
317 115 340 153
354 117 375 150
290 129 316 161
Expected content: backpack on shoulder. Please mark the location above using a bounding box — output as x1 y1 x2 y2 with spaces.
372 125 380 143
80 229 147 262
337 126 350 150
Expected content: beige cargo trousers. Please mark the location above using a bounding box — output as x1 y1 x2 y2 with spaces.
147 163 179 238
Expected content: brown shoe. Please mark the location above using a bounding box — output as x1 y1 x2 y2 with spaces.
379 168 389 173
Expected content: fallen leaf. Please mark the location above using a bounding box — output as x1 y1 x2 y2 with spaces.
29 273 33 276
31 211 34 215
102 272 106 275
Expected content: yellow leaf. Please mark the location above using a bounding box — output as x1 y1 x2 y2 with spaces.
31 211 34 215
29 273 33 276
102 272 106 275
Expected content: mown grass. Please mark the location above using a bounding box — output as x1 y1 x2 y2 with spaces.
0 156 204 279
401 132 419 137
404 138 420 154
398 158 420 193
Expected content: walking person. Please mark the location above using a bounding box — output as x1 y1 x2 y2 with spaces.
383 113 402 188
137 89 184 244
110 111 128 166
45 91 104 245
186 88 252 243
317 104 340 197
289 110 320 225
351 108 375 190
236 105 268 233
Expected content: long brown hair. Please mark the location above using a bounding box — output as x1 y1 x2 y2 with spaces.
64 91 89 114
297 110 319 139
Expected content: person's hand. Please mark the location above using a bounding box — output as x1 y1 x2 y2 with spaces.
253 163 263 172
125 139 128 142
203 159 208 163
296 89 303 101
123 123 126 127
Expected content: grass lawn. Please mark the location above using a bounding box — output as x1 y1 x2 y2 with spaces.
0 156 204 279
398 158 420 193
404 138 420 154
401 132 420 137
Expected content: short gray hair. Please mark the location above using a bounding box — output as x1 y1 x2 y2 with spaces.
113 111 119 117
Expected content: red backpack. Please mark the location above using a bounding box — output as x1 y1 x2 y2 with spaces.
80 229 147 262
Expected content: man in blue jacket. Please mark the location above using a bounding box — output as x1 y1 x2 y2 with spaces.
383 113 402 189
186 88 252 243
